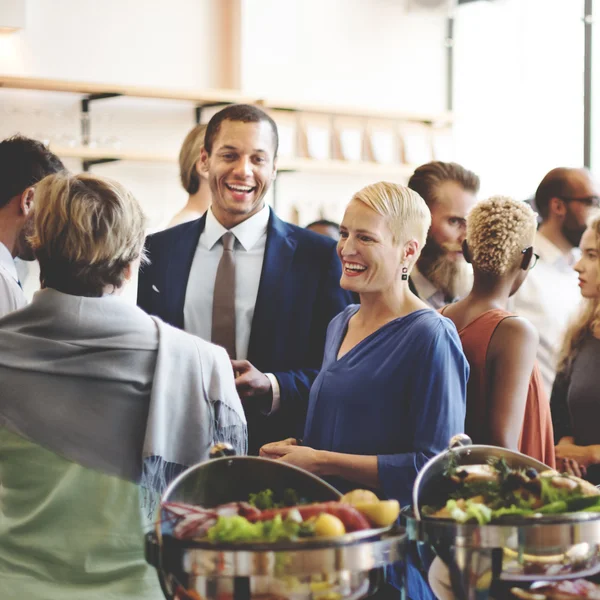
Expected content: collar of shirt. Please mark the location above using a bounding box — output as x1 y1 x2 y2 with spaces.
0 242 19 284
202 206 270 251
410 264 446 307
534 231 581 270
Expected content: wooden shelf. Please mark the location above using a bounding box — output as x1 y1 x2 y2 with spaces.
50 145 175 164
267 98 453 125
278 158 416 177
0 74 451 124
6 75 444 180
50 145 416 177
0 75 255 105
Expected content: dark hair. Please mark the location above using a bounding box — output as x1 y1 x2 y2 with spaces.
534 167 581 221
306 219 340 230
0 135 65 209
407 161 480 208
204 104 279 158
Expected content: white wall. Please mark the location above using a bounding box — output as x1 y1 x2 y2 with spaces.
0 0 220 87
453 0 586 201
240 0 447 114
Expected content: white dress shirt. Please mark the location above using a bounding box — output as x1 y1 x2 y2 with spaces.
0 242 27 318
183 206 280 404
510 232 582 397
410 265 447 309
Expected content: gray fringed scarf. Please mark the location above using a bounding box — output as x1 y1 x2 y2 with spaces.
0 288 247 510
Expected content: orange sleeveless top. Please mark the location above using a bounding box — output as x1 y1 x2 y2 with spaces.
441 308 556 468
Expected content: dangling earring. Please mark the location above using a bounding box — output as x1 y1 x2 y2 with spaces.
401 266 408 281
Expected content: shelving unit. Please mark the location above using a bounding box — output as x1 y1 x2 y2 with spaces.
0 74 450 179
50 145 417 178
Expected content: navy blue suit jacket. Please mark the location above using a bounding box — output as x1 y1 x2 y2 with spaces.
137 209 353 454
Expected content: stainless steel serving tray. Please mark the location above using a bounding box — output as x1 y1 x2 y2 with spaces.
406 435 600 599
146 448 406 600
412 434 549 520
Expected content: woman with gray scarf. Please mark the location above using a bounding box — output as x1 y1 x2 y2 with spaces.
0 172 246 600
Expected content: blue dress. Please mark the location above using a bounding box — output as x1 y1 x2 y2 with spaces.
304 305 468 507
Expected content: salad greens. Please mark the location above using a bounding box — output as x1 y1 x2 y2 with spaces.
424 459 600 525
248 488 301 510
208 513 315 543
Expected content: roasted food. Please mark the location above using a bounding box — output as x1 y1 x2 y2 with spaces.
422 459 600 524
162 489 399 543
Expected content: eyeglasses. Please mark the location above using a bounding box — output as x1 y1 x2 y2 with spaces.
557 195 600 208
522 247 540 270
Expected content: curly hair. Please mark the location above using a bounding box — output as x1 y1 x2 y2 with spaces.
352 181 431 248
557 213 600 375
179 124 207 195
29 172 147 297
467 196 537 276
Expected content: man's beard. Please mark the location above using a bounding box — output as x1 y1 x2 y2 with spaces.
417 237 472 301
16 216 35 262
562 211 586 248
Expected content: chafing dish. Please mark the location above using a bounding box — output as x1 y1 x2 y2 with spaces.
145 446 406 600
405 435 600 600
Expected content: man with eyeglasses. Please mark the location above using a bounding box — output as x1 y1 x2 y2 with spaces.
511 167 599 396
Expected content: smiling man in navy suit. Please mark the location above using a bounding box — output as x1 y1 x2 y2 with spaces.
138 104 352 454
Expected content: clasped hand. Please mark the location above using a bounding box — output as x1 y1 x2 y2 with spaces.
260 438 323 474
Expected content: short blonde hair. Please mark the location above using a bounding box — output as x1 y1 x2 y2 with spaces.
467 196 537 276
352 181 431 247
179 124 207 194
30 172 147 296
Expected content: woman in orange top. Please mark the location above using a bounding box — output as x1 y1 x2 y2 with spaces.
441 196 555 467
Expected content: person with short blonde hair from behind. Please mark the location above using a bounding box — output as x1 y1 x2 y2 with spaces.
441 196 555 467
169 123 211 227
31 173 146 296
262 181 468 598
0 172 246 600
552 213 600 483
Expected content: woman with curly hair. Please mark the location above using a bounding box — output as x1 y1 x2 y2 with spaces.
441 196 555 466
552 214 600 482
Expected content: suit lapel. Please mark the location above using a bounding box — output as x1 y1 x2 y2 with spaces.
247 210 297 363
164 216 206 328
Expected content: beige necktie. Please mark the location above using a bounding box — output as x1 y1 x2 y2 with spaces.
212 231 236 359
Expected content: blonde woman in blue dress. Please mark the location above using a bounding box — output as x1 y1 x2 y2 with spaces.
262 182 468 598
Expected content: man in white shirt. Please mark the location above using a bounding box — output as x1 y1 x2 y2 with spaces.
407 161 480 308
138 105 352 454
0 136 64 318
511 167 599 396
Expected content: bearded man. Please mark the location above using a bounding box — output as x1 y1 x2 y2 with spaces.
407 161 480 308
511 167 600 396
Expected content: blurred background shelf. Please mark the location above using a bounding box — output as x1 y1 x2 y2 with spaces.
0 75 452 125
50 145 417 177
